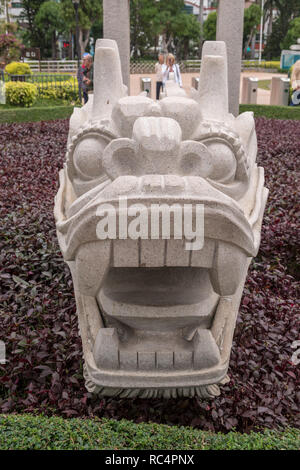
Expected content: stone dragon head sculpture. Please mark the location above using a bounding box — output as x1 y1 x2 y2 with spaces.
54 39 268 399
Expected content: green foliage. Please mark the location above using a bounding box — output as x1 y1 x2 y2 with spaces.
0 414 299 450
38 78 78 103
264 0 300 59
130 0 199 59
61 0 103 56
239 104 300 120
0 103 74 123
34 1 65 59
34 1 65 37
5 61 32 75
19 1 47 52
242 60 281 70
173 11 201 59
243 4 261 49
0 21 18 34
5 81 38 107
258 80 271 90
204 5 261 49
203 11 217 41
61 0 102 32
281 17 300 50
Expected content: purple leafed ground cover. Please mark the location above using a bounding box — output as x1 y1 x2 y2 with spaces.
0 118 299 432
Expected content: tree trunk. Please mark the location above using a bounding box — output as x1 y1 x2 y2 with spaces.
184 38 189 60
5 0 10 23
52 31 57 60
161 33 173 55
267 7 273 37
198 0 204 58
79 29 90 57
68 31 73 60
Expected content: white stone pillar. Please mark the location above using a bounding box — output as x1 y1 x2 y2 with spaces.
216 0 244 116
103 0 130 92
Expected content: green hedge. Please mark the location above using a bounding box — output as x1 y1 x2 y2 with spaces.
0 414 299 450
239 104 300 120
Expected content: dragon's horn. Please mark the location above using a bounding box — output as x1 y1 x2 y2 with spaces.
92 39 125 121
198 41 229 121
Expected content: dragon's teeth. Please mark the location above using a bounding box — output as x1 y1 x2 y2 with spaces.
191 239 215 268
166 239 190 266
76 240 111 295
209 241 247 296
113 239 139 267
140 239 165 267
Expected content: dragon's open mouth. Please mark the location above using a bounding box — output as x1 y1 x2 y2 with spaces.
69 191 251 378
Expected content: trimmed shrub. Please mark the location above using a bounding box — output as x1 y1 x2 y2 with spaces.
38 78 78 103
242 60 282 71
5 81 38 107
5 61 32 75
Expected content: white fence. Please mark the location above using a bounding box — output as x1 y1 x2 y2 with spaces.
25 60 79 73
25 59 280 74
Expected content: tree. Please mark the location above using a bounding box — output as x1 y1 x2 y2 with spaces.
19 0 46 48
130 0 157 58
243 4 261 57
264 0 275 37
35 1 64 59
264 0 300 58
173 12 201 59
281 16 300 50
203 11 217 41
61 0 102 58
130 0 200 58
0 31 23 65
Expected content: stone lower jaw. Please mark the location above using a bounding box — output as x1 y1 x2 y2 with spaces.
78 286 239 396
70 201 251 394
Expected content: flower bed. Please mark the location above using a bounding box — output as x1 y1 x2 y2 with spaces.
0 118 299 433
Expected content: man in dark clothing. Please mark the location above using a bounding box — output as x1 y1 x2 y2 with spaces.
82 54 93 103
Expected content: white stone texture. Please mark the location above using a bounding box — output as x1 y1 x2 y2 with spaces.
216 0 244 116
54 40 268 399
103 0 130 92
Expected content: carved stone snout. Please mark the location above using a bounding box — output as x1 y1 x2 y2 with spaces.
102 116 213 180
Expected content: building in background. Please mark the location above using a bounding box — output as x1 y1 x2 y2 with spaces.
184 0 217 20
0 1 24 23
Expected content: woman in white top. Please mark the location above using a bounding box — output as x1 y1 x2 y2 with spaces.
163 53 182 88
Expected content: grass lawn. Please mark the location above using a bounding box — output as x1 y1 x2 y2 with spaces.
0 99 299 124
258 80 271 90
0 414 299 450
239 104 300 120
0 98 74 123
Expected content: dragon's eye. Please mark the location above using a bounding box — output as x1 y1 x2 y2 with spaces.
73 137 107 179
204 141 236 183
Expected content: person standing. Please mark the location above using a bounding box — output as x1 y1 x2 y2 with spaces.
77 52 89 104
82 53 94 103
155 53 165 100
163 54 182 88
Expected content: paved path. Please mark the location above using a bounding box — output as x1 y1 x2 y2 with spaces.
130 70 288 105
